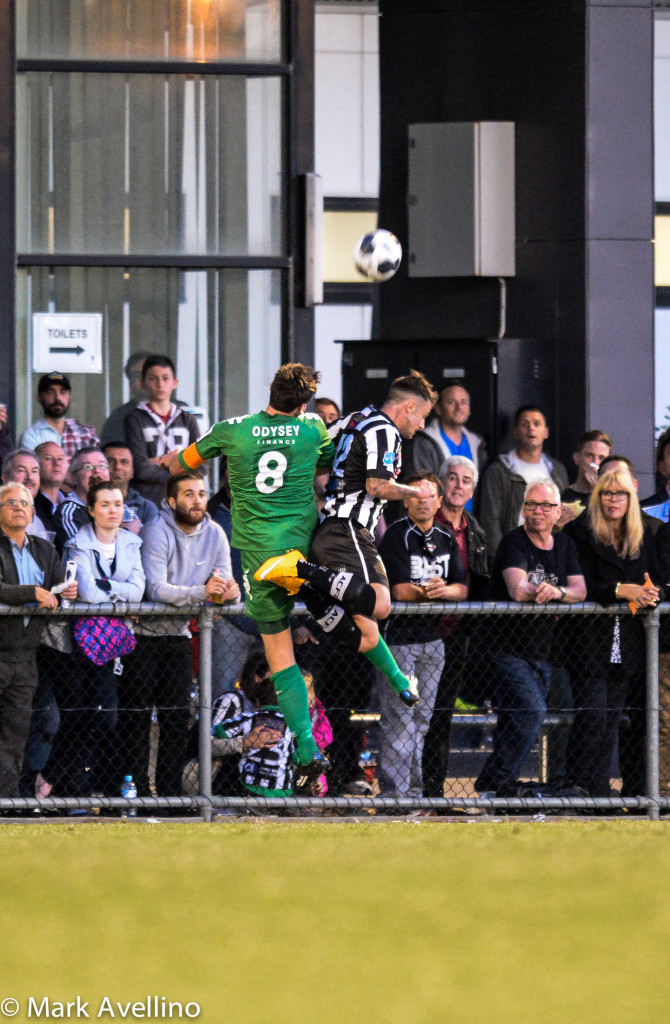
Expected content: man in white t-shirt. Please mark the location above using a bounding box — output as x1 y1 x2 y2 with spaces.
478 405 568 568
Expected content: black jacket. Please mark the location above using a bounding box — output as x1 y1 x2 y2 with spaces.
0 426 15 475
436 507 490 600
461 508 490 600
565 512 662 673
566 513 662 604
34 489 61 534
0 531 64 651
656 519 670 585
641 488 669 510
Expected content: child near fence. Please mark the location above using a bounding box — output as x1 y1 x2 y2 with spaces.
305 671 333 796
213 669 295 799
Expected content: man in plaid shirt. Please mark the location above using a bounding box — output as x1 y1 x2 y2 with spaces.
20 372 99 457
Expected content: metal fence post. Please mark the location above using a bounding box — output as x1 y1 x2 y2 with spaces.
644 606 661 821
198 605 214 822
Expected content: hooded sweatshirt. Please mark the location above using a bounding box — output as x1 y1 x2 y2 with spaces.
138 504 233 636
124 401 200 506
63 523 145 605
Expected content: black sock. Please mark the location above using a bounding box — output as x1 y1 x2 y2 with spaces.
301 585 363 652
297 560 377 618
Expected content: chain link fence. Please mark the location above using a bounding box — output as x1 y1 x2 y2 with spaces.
0 600 667 819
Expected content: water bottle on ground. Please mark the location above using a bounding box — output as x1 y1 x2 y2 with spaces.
121 774 137 818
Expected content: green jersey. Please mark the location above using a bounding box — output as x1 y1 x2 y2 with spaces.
180 410 334 551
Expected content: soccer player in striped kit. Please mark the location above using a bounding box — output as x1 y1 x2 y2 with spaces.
259 370 438 709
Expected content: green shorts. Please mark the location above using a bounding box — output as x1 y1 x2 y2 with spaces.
240 548 301 632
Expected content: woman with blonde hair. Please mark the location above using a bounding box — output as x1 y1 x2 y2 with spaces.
587 469 645 561
565 467 662 800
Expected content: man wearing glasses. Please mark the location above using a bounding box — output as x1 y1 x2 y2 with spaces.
475 480 586 799
52 446 141 554
0 482 77 800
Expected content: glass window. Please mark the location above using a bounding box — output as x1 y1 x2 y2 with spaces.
656 308 670 431
16 266 282 438
17 0 283 64
315 303 373 412
323 211 378 282
656 215 670 286
17 72 284 257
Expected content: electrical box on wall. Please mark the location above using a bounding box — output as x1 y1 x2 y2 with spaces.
408 121 515 277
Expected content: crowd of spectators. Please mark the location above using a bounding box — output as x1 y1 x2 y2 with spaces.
376 391 670 808
0 356 669 811
0 361 240 807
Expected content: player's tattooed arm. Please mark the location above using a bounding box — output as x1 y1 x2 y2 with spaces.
365 476 435 502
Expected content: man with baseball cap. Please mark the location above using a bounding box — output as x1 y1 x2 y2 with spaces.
20 372 99 457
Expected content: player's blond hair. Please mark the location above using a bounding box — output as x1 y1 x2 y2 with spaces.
385 369 437 407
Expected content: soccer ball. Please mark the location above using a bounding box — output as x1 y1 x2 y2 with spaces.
353 229 402 282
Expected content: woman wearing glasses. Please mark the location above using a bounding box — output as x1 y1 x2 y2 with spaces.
565 468 662 801
36 480 145 805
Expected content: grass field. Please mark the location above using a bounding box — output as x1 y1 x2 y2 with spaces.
1 819 669 1024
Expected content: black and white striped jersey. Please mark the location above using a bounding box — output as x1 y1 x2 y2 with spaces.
211 689 252 731
220 706 295 793
379 516 466 644
322 406 401 535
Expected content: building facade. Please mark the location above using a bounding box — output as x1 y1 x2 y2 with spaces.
2 0 316 440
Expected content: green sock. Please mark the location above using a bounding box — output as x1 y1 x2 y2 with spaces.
363 636 410 694
272 664 319 764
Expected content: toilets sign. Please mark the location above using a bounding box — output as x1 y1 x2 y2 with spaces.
32 313 103 374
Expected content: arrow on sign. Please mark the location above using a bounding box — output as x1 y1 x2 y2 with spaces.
49 346 85 355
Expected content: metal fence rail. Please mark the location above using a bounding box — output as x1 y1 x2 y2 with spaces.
0 600 666 820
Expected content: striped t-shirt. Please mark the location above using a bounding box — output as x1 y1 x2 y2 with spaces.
322 406 402 536
215 706 294 794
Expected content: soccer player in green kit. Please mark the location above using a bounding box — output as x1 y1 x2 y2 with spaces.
162 364 334 784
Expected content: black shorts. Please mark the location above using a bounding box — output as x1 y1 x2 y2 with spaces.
310 517 389 588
